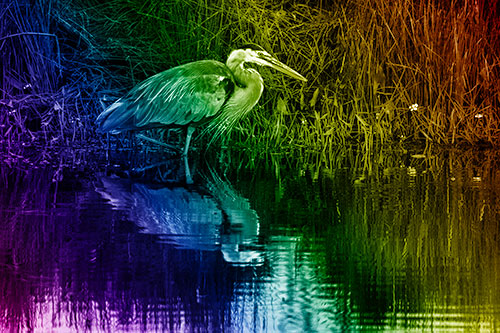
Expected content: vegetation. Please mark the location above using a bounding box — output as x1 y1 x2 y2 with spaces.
1 0 499 157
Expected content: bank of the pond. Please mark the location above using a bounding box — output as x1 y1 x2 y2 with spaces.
1 0 499 155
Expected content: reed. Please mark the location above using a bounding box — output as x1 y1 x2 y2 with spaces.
233 0 499 152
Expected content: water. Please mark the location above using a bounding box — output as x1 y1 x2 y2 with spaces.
1 147 500 332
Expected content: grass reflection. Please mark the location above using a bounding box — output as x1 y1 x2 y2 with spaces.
1 147 500 330
333 149 500 330
232 146 500 330
0 160 259 332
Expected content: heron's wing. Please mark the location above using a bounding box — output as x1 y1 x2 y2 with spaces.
100 60 234 132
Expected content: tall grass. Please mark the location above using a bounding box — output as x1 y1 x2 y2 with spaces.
227 0 500 153
353 0 500 145
1 0 499 158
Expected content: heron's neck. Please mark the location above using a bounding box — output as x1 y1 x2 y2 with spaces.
206 62 264 142
229 65 264 112
228 62 254 86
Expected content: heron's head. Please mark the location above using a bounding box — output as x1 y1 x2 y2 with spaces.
226 45 307 82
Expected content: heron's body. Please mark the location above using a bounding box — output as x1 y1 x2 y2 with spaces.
97 46 306 155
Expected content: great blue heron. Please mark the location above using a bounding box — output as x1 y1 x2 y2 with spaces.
96 45 307 156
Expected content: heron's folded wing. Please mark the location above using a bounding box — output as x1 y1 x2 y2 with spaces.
127 60 234 128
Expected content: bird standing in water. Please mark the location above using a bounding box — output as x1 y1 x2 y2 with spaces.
97 45 307 156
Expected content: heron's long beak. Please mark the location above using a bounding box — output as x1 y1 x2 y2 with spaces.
252 51 307 82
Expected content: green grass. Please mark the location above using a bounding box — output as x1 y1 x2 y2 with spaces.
1 0 499 159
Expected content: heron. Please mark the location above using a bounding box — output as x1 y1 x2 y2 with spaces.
96 45 307 156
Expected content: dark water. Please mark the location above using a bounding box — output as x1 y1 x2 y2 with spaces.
1 147 500 332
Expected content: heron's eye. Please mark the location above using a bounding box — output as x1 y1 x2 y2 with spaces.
244 62 258 70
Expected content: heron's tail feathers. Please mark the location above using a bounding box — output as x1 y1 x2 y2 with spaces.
96 100 132 134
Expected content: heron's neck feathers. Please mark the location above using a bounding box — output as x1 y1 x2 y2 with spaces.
203 64 264 146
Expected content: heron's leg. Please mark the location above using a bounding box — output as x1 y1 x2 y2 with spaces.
183 126 195 157
183 153 193 184
136 134 180 152
105 133 110 161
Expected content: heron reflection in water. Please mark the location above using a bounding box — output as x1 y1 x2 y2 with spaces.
96 166 262 265
97 45 307 156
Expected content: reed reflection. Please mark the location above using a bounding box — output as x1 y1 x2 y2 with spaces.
0 163 260 332
316 149 500 330
2 147 500 331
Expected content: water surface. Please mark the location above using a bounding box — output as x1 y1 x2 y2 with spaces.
1 147 500 331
